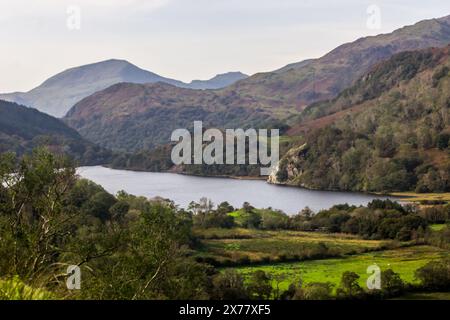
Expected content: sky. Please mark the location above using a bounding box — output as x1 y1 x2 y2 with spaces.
1 0 450 93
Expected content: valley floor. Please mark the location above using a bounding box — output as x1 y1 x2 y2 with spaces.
194 227 450 298
229 245 447 291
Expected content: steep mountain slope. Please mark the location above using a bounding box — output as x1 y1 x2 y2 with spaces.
63 15 450 154
272 46 450 193
64 82 282 152
0 60 247 118
0 100 111 165
222 14 450 114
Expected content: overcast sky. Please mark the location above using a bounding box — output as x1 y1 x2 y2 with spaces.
1 0 450 92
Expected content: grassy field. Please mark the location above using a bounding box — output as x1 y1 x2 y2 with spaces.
391 192 450 204
195 228 396 265
194 227 270 239
430 224 448 232
227 246 448 291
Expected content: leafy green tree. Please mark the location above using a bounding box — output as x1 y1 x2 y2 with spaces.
381 269 404 296
109 201 130 221
247 270 272 300
242 211 262 229
336 271 363 299
217 201 234 214
0 148 210 300
83 191 117 221
211 270 248 300
293 282 334 300
0 148 76 281
242 202 254 213
415 258 450 290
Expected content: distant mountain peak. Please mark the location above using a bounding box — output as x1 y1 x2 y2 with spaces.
227 13 450 111
0 59 246 117
188 71 248 90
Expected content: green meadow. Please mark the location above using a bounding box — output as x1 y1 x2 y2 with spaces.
195 228 393 264
227 246 448 291
430 224 448 232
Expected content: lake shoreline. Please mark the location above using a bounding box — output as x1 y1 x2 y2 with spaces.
102 164 422 200
105 164 268 181
78 166 398 213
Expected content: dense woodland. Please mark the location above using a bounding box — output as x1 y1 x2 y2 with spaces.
0 149 449 300
276 47 450 193
64 82 288 152
107 48 450 195
0 100 113 166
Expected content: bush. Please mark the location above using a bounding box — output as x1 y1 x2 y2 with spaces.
0 277 55 300
247 271 272 300
294 282 334 300
381 269 404 297
415 258 450 290
336 271 364 299
211 270 248 300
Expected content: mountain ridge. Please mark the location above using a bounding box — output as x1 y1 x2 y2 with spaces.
221 14 450 114
273 45 450 192
64 81 282 152
0 60 248 118
64 15 450 153
188 71 248 89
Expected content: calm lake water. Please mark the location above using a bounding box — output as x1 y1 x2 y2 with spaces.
77 166 395 214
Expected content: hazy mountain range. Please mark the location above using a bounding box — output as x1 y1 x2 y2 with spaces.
64 15 450 152
0 60 248 118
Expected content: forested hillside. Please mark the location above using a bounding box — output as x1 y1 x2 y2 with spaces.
0 100 112 165
63 16 450 154
274 46 450 193
64 82 284 152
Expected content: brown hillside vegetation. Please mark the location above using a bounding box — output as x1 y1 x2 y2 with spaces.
64 16 450 152
275 45 450 193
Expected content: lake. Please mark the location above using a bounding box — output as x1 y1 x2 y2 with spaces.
77 166 395 214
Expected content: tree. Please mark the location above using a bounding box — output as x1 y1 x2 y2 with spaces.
336 271 363 299
211 270 248 300
242 211 262 229
299 207 314 218
0 148 210 300
436 133 449 150
381 269 404 296
374 133 398 158
0 148 77 281
83 191 117 221
109 201 130 221
190 197 215 227
242 202 254 213
415 258 450 290
302 282 334 300
217 201 234 214
416 168 446 193
247 270 272 300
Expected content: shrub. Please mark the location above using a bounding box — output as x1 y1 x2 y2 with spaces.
0 277 55 300
415 258 450 290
